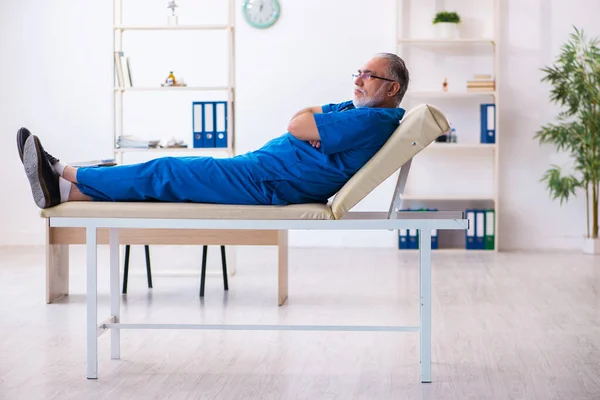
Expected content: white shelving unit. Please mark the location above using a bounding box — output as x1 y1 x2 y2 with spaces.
397 38 494 45
113 86 230 92
396 0 500 251
407 91 497 99
112 0 236 165
114 24 231 31
426 143 496 150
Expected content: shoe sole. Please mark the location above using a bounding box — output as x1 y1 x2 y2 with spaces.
23 136 49 208
17 128 30 162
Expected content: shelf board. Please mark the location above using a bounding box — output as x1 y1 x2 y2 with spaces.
397 38 495 45
398 248 494 253
426 143 496 150
402 195 496 201
407 91 496 98
114 147 230 153
113 25 231 31
114 86 230 92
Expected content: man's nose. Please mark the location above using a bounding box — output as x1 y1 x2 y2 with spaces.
354 76 363 86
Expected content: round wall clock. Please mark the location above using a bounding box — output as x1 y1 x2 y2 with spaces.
242 0 280 29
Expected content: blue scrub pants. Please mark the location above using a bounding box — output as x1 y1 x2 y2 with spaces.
75 155 274 205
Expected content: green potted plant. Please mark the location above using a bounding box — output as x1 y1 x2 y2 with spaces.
535 26 600 254
432 11 461 40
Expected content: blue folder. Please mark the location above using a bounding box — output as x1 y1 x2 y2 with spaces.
431 228 438 249
398 229 409 249
475 209 486 249
192 102 205 148
465 209 476 250
480 104 496 144
408 229 418 249
202 102 215 148
215 101 228 148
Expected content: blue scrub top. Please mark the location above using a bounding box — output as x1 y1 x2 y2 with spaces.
247 100 406 205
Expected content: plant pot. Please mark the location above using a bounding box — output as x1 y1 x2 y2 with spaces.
433 22 459 40
583 238 600 254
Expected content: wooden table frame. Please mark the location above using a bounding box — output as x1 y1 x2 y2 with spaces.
46 227 289 305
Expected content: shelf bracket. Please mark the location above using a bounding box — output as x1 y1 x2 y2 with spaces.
387 158 412 220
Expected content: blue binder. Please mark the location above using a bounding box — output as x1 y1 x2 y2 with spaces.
215 101 228 148
480 104 496 143
408 229 418 249
398 229 409 249
202 102 215 148
192 102 205 148
465 209 476 249
475 209 486 249
431 228 438 249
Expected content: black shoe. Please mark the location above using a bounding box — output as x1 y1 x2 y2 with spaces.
17 127 60 166
17 127 31 162
22 135 61 209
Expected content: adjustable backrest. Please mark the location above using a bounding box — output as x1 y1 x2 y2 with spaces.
330 104 450 220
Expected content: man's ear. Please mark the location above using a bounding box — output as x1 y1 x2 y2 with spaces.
388 82 400 98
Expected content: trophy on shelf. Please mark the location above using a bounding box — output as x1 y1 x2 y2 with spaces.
167 0 179 25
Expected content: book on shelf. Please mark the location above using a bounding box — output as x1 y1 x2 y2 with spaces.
114 51 133 87
466 73 495 92
117 135 160 148
467 86 495 92
467 81 495 87
70 159 117 167
116 135 191 149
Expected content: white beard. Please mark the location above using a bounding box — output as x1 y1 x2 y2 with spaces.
353 84 387 108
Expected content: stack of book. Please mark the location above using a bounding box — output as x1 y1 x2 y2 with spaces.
467 74 495 92
70 159 117 167
117 135 160 149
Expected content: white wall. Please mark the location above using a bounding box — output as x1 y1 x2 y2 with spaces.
1 0 598 251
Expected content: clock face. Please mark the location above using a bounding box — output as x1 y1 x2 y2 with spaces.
242 0 280 29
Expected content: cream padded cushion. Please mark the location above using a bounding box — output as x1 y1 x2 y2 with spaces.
330 104 449 219
41 202 334 220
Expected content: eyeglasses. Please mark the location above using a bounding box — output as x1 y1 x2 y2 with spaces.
352 71 396 82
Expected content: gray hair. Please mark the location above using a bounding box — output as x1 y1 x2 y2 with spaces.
376 53 410 106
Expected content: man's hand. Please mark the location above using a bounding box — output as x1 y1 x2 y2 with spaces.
288 106 322 141
309 140 321 149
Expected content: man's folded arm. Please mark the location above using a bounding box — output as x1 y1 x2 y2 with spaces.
287 100 353 141
287 106 322 141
